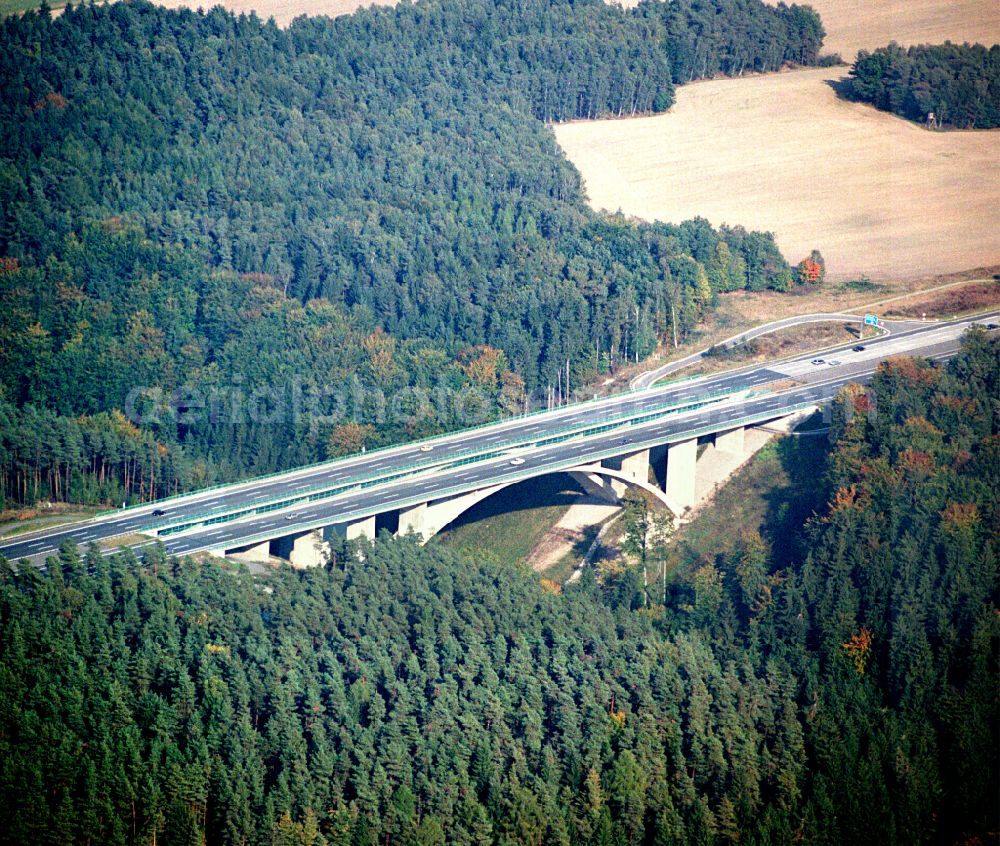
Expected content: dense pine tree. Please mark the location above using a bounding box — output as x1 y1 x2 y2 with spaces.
0 335 996 845
0 0 818 507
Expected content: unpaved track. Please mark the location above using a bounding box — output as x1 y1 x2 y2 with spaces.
555 66 1000 281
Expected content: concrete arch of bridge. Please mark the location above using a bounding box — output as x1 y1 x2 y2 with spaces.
567 464 684 518
398 464 682 545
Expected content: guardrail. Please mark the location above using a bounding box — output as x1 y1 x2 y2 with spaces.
99 311 995 523
99 334 988 560
167 396 826 557
96 361 753 519
134 386 756 536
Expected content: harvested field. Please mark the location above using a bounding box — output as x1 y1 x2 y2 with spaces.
554 66 1000 282
151 0 393 25
613 0 1000 60
763 0 1000 61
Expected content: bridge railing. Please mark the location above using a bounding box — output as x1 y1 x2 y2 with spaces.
144 386 757 537
170 397 825 557
95 365 745 520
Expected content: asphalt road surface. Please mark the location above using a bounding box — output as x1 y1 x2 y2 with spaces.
629 312 927 389
2 312 994 563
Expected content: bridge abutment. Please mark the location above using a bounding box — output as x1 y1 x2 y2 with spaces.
344 515 376 542
397 483 511 543
568 470 620 504
227 538 272 564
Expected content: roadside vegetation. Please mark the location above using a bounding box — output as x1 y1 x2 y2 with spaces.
0 502 102 538
0 0 822 512
671 431 828 569
883 277 1000 319
1 335 995 845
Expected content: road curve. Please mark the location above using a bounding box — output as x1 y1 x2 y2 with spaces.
2 312 993 565
629 312 925 390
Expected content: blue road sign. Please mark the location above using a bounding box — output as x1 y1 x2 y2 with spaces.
864 314 879 326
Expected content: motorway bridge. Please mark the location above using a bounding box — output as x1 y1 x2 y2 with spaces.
1 313 994 568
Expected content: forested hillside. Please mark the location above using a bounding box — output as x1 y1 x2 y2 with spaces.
1 335 996 845
0 0 823 508
847 41 1000 128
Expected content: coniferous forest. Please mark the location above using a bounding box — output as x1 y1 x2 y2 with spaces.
2 1 998 844
0 0 823 508
1 334 997 845
847 41 1000 129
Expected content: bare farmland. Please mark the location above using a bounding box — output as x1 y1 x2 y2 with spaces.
762 0 1000 60
554 66 1000 281
152 0 394 26
611 0 1000 60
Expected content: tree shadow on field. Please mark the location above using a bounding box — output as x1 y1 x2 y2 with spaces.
823 75 855 102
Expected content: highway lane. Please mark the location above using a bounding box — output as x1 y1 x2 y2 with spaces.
630 311 865 389
629 312 930 389
2 312 994 562
154 333 970 558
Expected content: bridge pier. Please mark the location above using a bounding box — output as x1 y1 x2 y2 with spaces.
665 438 698 511
714 426 745 457
227 538 272 564
398 502 429 538
182 405 824 560
288 530 329 569
271 529 329 568
603 448 651 497
344 515 376 543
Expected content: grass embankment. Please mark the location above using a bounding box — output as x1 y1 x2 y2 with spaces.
99 533 154 551
672 429 829 571
882 277 1000 319
434 473 584 565
0 504 103 540
678 321 863 379
543 511 621 584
